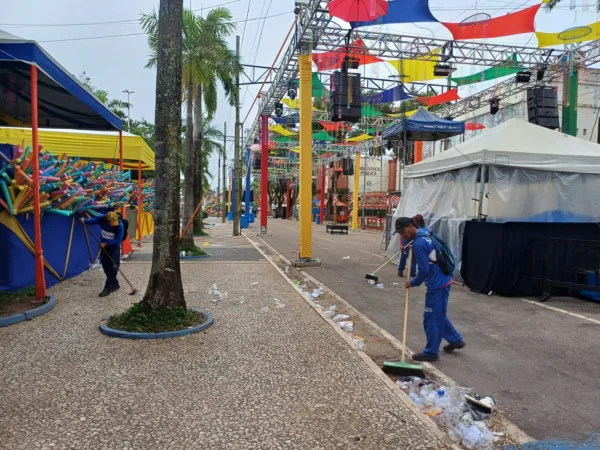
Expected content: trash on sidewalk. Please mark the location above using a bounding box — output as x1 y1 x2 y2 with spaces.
311 289 321 299
260 306 270 313
324 305 337 318
251 282 259 286
367 279 375 285
376 283 384 289
337 321 353 332
397 377 497 449
203 242 211 247
332 314 350 322
351 335 366 350
343 256 350 260
88 263 102 270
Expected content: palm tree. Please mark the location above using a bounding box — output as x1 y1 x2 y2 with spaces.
141 7 239 246
141 0 186 312
545 0 600 10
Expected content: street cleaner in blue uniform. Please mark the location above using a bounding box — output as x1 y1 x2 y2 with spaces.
394 217 465 361
398 215 425 278
81 211 124 297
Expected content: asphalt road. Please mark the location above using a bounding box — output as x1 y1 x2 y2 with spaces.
254 218 600 443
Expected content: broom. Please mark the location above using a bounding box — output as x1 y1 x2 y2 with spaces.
382 246 425 377
365 250 401 283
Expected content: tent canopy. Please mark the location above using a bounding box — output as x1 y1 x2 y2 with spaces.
0 30 122 131
382 107 465 142
0 127 155 170
406 118 600 178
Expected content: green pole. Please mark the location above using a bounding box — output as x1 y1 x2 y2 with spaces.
562 70 578 137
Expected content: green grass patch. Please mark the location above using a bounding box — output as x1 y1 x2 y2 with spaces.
193 228 209 236
107 302 206 333
0 286 36 302
0 286 39 316
181 246 207 257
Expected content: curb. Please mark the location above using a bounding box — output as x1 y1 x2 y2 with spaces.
245 235 454 448
99 309 214 340
250 235 534 447
180 253 211 260
0 295 57 328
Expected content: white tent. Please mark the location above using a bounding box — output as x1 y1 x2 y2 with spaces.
406 118 600 178
388 119 600 276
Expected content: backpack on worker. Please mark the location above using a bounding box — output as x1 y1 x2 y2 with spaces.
417 229 456 276
115 212 129 241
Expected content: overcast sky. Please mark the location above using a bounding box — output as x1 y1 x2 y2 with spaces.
1 0 595 181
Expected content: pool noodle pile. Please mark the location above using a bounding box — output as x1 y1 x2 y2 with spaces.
0 144 135 218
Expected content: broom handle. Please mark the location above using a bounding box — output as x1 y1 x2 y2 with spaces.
372 251 401 275
401 246 413 364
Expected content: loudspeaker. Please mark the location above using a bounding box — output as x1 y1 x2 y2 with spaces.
527 86 559 130
342 157 354 176
529 116 560 129
253 155 261 171
330 71 362 123
528 106 558 118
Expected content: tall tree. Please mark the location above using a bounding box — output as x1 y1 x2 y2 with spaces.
545 0 600 10
141 0 186 312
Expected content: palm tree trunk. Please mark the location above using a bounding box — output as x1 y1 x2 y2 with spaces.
180 75 195 249
141 0 186 312
193 84 204 232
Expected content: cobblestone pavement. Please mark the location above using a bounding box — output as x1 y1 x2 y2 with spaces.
0 224 447 449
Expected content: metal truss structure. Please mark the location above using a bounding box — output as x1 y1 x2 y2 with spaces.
244 0 600 146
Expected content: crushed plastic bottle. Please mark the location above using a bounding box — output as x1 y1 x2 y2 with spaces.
311 289 320 298
324 305 337 318
409 393 424 407
351 335 366 350
367 279 376 285
337 321 353 331
332 314 350 322
343 256 350 260
435 390 451 408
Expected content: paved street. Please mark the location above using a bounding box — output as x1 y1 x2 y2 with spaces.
256 218 600 443
0 221 447 450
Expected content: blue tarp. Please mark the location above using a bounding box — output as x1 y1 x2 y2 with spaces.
351 0 438 28
0 213 102 292
382 107 465 141
0 30 122 131
362 85 412 104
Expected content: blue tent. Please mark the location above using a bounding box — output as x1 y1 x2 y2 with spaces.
0 30 122 130
382 107 465 142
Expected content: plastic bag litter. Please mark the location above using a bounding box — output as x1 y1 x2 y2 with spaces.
337 321 353 332
351 335 366 350
343 256 350 260
376 283 384 289
367 279 375 285
260 306 270 313
332 314 350 322
311 289 321 298
89 263 102 270
324 305 337 318
251 282 259 286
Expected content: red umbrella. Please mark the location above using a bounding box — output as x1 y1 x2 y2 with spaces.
328 0 388 23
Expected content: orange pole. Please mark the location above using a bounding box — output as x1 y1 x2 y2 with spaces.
137 159 142 247
415 141 423 163
31 66 46 301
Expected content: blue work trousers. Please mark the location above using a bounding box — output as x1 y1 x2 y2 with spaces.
100 245 121 290
423 285 462 356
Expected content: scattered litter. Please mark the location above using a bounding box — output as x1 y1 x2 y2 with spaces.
273 298 285 309
313 302 322 309
203 242 211 247
487 291 494 296
324 305 337 318
88 262 102 270
215 355 221 362
295 281 301 286
251 282 259 286
343 256 350 260
337 321 353 332
210 283 226 302
260 306 270 313
376 283 384 289
311 289 321 299
332 314 350 322
284 266 290 274
351 335 366 350
367 279 375 285
393 282 399 286
398 377 497 449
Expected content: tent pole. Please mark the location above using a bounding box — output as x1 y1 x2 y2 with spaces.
260 115 268 233
352 150 361 230
119 130 126 255
319 160 325 224
137 159 142 247
31 65 47 301
478 164 486 220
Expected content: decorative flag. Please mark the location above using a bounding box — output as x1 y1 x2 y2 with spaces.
451 54 521 86
362 84 412 104
388 48 443 82
417 88 460 106
465 122 485 131
319 121 352 132
269 124 298 136
346 133 374 142
313 39 383 72
351 0 437 28
442 4 540 40
536 23 599 48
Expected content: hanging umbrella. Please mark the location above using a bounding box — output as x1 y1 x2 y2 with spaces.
328 0 388 23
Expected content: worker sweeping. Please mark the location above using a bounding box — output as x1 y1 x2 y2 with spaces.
394 217 465 362
398 215 425 277
81 211 124 297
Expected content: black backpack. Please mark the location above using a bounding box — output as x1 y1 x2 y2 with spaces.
115 212 129 241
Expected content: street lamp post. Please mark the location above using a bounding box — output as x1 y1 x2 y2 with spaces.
122 89 135 132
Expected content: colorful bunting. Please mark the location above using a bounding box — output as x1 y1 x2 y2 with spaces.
388 48 443 82
385 108 423 118
312 131 338 142
417 88 460 107
319 121 352 132
292 73 328 98
442 4 540 40
269 124 298 136
281 98 321 111
536 23 600 48
313 39 383 72
346 134 373 142
351 0 438 28
465 122 485 131
361 104 381 118
362 84 412 104
451 54 521 86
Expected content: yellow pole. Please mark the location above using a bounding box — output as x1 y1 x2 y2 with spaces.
299 52 312 259
352 151 361 230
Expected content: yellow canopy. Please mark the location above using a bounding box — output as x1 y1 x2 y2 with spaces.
268 124 298 136
536 22 600 48
385 108 423 118
346 133 373 142
388 48 443 82
281 98 322 111
0 127 155 170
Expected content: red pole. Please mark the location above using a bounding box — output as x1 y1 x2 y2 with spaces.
286 181 291 220
31 66 47 301
137 159 142 248
260 115 268 233
319 161 325 224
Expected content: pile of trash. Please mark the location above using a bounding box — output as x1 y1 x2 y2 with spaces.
398 377 499 449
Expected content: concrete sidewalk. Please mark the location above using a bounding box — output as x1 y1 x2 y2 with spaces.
0 224 447 449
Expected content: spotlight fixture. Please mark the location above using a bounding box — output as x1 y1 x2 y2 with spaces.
536 67 546 81
489 97 499 115
342 55 360 72
287 81 297 100
515 71 532 83
275 102 284 117
433 64 456 77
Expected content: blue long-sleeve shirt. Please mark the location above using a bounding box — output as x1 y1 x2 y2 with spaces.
409 229 453 290
84 215 124 247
